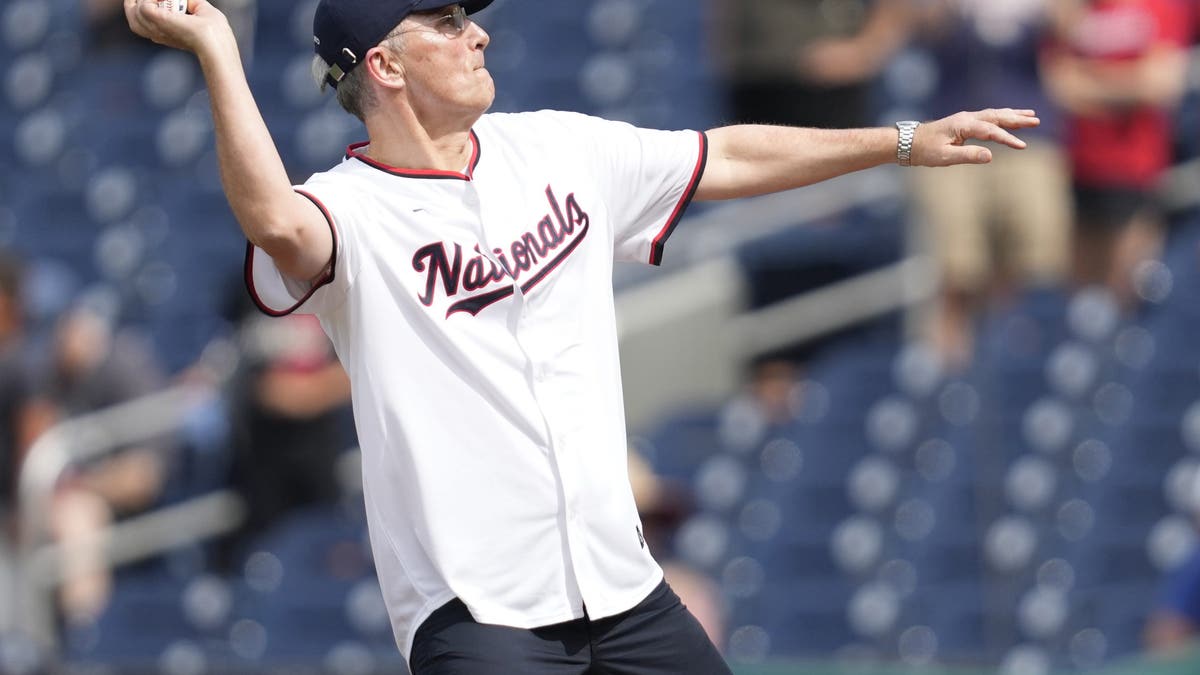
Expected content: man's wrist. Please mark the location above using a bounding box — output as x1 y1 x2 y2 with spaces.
895 120 920 166
193 20 241 67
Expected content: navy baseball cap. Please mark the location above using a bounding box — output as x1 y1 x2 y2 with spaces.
314 0 494 88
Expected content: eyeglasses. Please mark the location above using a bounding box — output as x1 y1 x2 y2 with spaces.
388 5 470 40
431 5 469 37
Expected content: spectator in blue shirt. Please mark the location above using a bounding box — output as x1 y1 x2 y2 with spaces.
1147 543 1200 652
908 0 1073 369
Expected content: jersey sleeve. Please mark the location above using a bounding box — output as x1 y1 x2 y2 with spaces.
549 112 708 266
243 178 359 317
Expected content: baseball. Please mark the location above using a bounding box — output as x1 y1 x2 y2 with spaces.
158 0 187 12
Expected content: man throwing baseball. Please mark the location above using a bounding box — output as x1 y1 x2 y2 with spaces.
126 1 1038 673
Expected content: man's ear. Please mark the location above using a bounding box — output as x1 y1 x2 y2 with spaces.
366 46 406 92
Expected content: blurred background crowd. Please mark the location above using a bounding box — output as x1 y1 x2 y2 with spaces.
2 0 1200 673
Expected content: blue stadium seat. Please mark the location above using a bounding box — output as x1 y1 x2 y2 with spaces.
757 579 857 656
66 568 233 669
222 507 384 665
642 406 724 483
1103 419 1187 481
1068 530 1160 589
903 582 988 657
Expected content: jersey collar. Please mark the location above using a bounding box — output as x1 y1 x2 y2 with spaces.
345 130 481 181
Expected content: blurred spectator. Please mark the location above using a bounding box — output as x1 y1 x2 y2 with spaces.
27 304 170 625
908 0 1073 370
1042 0 1190 309
0 253 39 537
1146 542 1200 654
628 450 725 651
217 312 352 568
713 0 910 128
745 358 805 429
1146 469 1200 654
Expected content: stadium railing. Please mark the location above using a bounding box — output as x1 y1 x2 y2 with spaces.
616 168 917 434
12 378 239 648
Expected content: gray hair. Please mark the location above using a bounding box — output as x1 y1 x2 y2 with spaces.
311 33 404 122
311 55 375 122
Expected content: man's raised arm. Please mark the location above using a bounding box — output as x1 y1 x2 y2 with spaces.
696 108 1041 201
124 0 332 284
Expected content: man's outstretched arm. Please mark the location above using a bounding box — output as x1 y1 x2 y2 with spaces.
124 0 332 284
695 109 1040 201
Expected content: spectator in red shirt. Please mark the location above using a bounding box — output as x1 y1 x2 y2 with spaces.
1042 0 1190 308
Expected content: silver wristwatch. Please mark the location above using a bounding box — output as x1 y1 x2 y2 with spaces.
895 120 920 167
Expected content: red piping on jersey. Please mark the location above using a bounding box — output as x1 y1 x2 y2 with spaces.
244 189 340 317
649 131 708 266
346 130 482 181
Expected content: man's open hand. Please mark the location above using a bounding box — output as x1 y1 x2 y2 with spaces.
913 109 1041 167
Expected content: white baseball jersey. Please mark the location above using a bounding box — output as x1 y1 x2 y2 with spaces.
245 110 707 658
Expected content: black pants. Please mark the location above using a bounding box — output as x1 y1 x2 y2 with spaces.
409 581 732 674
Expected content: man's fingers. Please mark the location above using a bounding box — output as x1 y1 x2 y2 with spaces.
923 108 1036 166
126 0 170 41
124 0 198 49
964 120 1027 149
947 145 992 165
985 123 1027 149
982 108 1041 129
124 0 150 37
1000 111 1041 129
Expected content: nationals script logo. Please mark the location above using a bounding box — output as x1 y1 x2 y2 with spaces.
412 186 590 318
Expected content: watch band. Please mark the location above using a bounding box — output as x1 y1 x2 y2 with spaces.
895 120 920 167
